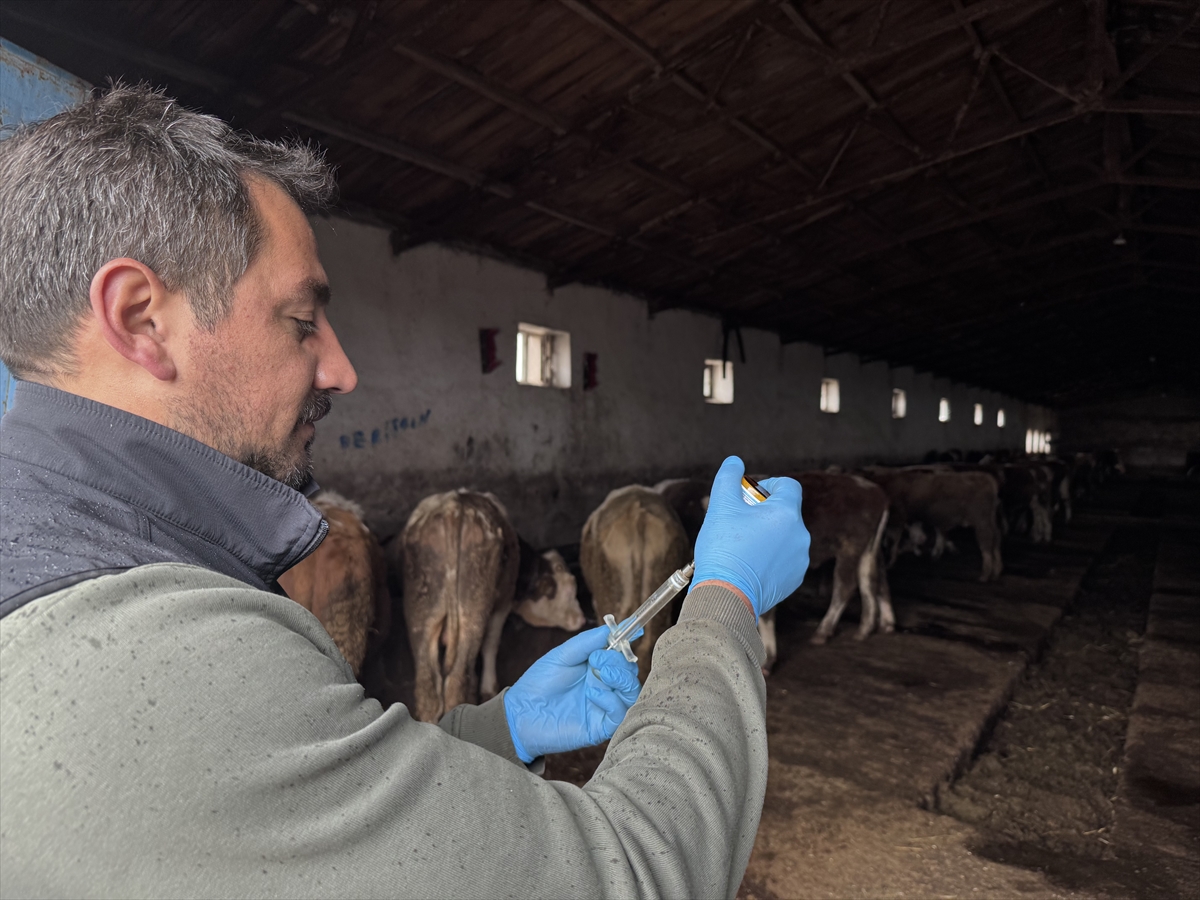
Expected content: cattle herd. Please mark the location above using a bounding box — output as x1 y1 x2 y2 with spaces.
285 450 1123 721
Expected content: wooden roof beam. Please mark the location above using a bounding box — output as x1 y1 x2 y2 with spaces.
1105 2 1200 96
803 227 1118 322
737 178 1108 314
388 39 571 136
560 0 820 182
781 261 1143 353
282 111 716 275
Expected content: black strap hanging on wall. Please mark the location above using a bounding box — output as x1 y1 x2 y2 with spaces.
721 320 747 365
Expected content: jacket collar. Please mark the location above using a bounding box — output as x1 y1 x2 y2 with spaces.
1 381 327 584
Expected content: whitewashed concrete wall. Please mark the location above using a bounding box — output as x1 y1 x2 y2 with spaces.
312 215 1055 546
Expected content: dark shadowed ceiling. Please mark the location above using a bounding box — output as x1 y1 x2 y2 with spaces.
3 0 1198 405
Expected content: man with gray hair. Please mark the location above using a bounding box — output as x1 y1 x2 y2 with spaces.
0 85 811 898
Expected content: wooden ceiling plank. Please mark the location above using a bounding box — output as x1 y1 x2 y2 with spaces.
389 38 571 136
991 47 1084 104
1106 2 1200 96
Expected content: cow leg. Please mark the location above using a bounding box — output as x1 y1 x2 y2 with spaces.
931 529 946 560
974 514 1003 582
478 601 510 701
758 610 777 675
410 615 446 723
876 567 896 633
812 556 857 644
855 549 879 640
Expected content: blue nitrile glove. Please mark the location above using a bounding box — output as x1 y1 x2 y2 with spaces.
504 623 643 763
690 455 810 616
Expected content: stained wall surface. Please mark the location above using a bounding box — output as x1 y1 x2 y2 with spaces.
1060 391 1200 473
312 216 1055 546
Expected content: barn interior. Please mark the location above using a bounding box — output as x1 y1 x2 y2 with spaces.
2 1 1198 897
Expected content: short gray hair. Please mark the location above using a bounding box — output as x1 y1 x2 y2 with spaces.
0 83 335 378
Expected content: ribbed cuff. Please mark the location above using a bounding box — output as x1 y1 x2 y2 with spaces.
678 583 765 671
437 689 545 774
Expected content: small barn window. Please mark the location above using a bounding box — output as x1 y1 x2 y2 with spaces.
891 388 907 419
1026 429 1050 454
973 403 984 426
938 398 951 422
996 408 1006 428
703 359 734 404
820 378 840 413
516 323 571 389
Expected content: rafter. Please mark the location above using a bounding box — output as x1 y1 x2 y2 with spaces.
560 0 820 181
282 110 716 275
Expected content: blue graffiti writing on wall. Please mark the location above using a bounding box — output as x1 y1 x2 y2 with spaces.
340 409 432 449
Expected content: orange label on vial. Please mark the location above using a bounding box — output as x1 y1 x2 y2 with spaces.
741 475 770 505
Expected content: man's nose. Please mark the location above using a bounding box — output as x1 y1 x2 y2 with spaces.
314 323 358 394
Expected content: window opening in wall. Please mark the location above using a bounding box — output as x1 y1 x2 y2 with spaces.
1025 429 1051 454
973 403 984 425
516 323 571 389
938 398 951 422
891 388 907 419
820 378 840 414
703 359 734 404
997 408 1006 428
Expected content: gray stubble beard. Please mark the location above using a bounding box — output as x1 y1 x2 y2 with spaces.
173 388 332 491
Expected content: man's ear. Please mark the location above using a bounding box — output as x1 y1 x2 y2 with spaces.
89 258 180 382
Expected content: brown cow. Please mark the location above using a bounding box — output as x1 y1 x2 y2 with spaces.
655 473 890 666
514 538 585 632
278 491 389 678
863 467 1003 581
757 472 891 666
999 463 1053 543
581 485 690 682
398 489 519 722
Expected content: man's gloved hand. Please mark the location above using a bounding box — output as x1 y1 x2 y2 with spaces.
504 624 642 763
691 455 810 616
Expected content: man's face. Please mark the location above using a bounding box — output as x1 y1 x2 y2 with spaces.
170 178 356 489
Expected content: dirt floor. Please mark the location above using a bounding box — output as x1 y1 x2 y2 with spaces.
361 479 1200 899
938 523 1157 897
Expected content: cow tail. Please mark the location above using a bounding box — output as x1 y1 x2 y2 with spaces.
860 507 888 595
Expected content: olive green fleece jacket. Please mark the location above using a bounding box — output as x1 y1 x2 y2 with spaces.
0 565 767 900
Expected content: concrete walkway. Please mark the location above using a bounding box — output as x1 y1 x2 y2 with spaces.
738 516 1113 899
1112 524 1200 896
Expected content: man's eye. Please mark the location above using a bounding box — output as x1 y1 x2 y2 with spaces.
294 319 318 338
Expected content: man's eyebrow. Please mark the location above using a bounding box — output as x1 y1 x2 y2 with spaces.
307 279 331 307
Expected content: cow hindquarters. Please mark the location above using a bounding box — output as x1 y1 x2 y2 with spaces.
410 611 447 722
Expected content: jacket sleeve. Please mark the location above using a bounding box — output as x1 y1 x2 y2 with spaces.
0 564 767 900
438 689 547 775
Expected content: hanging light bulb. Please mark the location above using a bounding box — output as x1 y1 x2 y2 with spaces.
1113 233 1127 246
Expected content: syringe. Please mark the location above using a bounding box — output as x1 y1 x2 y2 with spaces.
604 475 771 663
